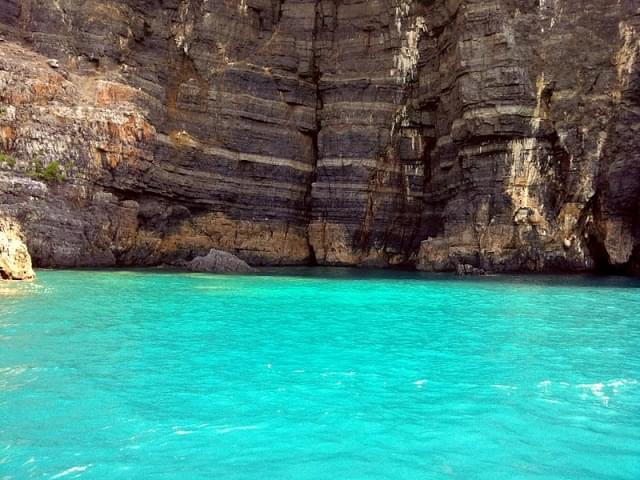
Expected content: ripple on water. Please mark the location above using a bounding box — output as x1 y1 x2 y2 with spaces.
50 465 92 479
0 269 639 479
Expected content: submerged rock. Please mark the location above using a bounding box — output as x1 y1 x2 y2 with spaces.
0 217 35 280
187 249 255 274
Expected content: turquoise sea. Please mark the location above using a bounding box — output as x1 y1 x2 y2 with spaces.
1 269 639 479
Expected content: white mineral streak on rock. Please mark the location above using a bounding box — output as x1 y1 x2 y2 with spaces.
390 105 408 139
539 0 562 30
616 21 639 95
173 1 195 55
508 138 539 213
531 73 546 131
509 166 549 240
506 71 553 224
239 0 248 15
392 1 427 84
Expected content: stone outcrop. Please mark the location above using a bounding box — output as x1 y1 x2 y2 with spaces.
455 264 486 276
0 1 638 274
187 248 255 274
0 215 34 280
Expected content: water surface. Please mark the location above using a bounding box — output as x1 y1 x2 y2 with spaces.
1 269 639 479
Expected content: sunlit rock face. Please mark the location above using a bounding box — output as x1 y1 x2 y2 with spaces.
0 215 34 280
0 1 638 273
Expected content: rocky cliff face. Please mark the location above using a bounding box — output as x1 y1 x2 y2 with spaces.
0 0 638 273
0 215 34 280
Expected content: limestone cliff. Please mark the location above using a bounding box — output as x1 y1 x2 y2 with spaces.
0 215 34 280
0 1 638 273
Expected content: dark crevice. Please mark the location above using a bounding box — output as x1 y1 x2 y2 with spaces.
581 193 627 275
273 0 284 25
302 0 323 266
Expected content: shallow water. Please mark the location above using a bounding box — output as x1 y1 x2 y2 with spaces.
1 268 639 479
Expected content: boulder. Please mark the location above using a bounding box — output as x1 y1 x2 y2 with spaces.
187 249 255 274
0 217 35 280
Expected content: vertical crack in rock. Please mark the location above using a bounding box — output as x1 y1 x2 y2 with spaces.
304 0 322 266
384 1 431 266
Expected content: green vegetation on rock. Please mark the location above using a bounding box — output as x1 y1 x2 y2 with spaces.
0 152 17 168
28 159 65 183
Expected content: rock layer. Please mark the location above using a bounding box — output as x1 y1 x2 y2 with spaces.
0 1 638 273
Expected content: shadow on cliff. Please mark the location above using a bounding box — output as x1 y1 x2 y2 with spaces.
587 32 640 275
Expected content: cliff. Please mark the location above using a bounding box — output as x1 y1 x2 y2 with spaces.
0 0 638 273
0 215 34 280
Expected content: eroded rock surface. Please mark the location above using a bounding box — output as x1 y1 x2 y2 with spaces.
187 249 255 274
0 1 638 273
0 215 34 280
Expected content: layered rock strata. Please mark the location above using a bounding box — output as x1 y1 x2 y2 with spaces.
0 1 638 273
